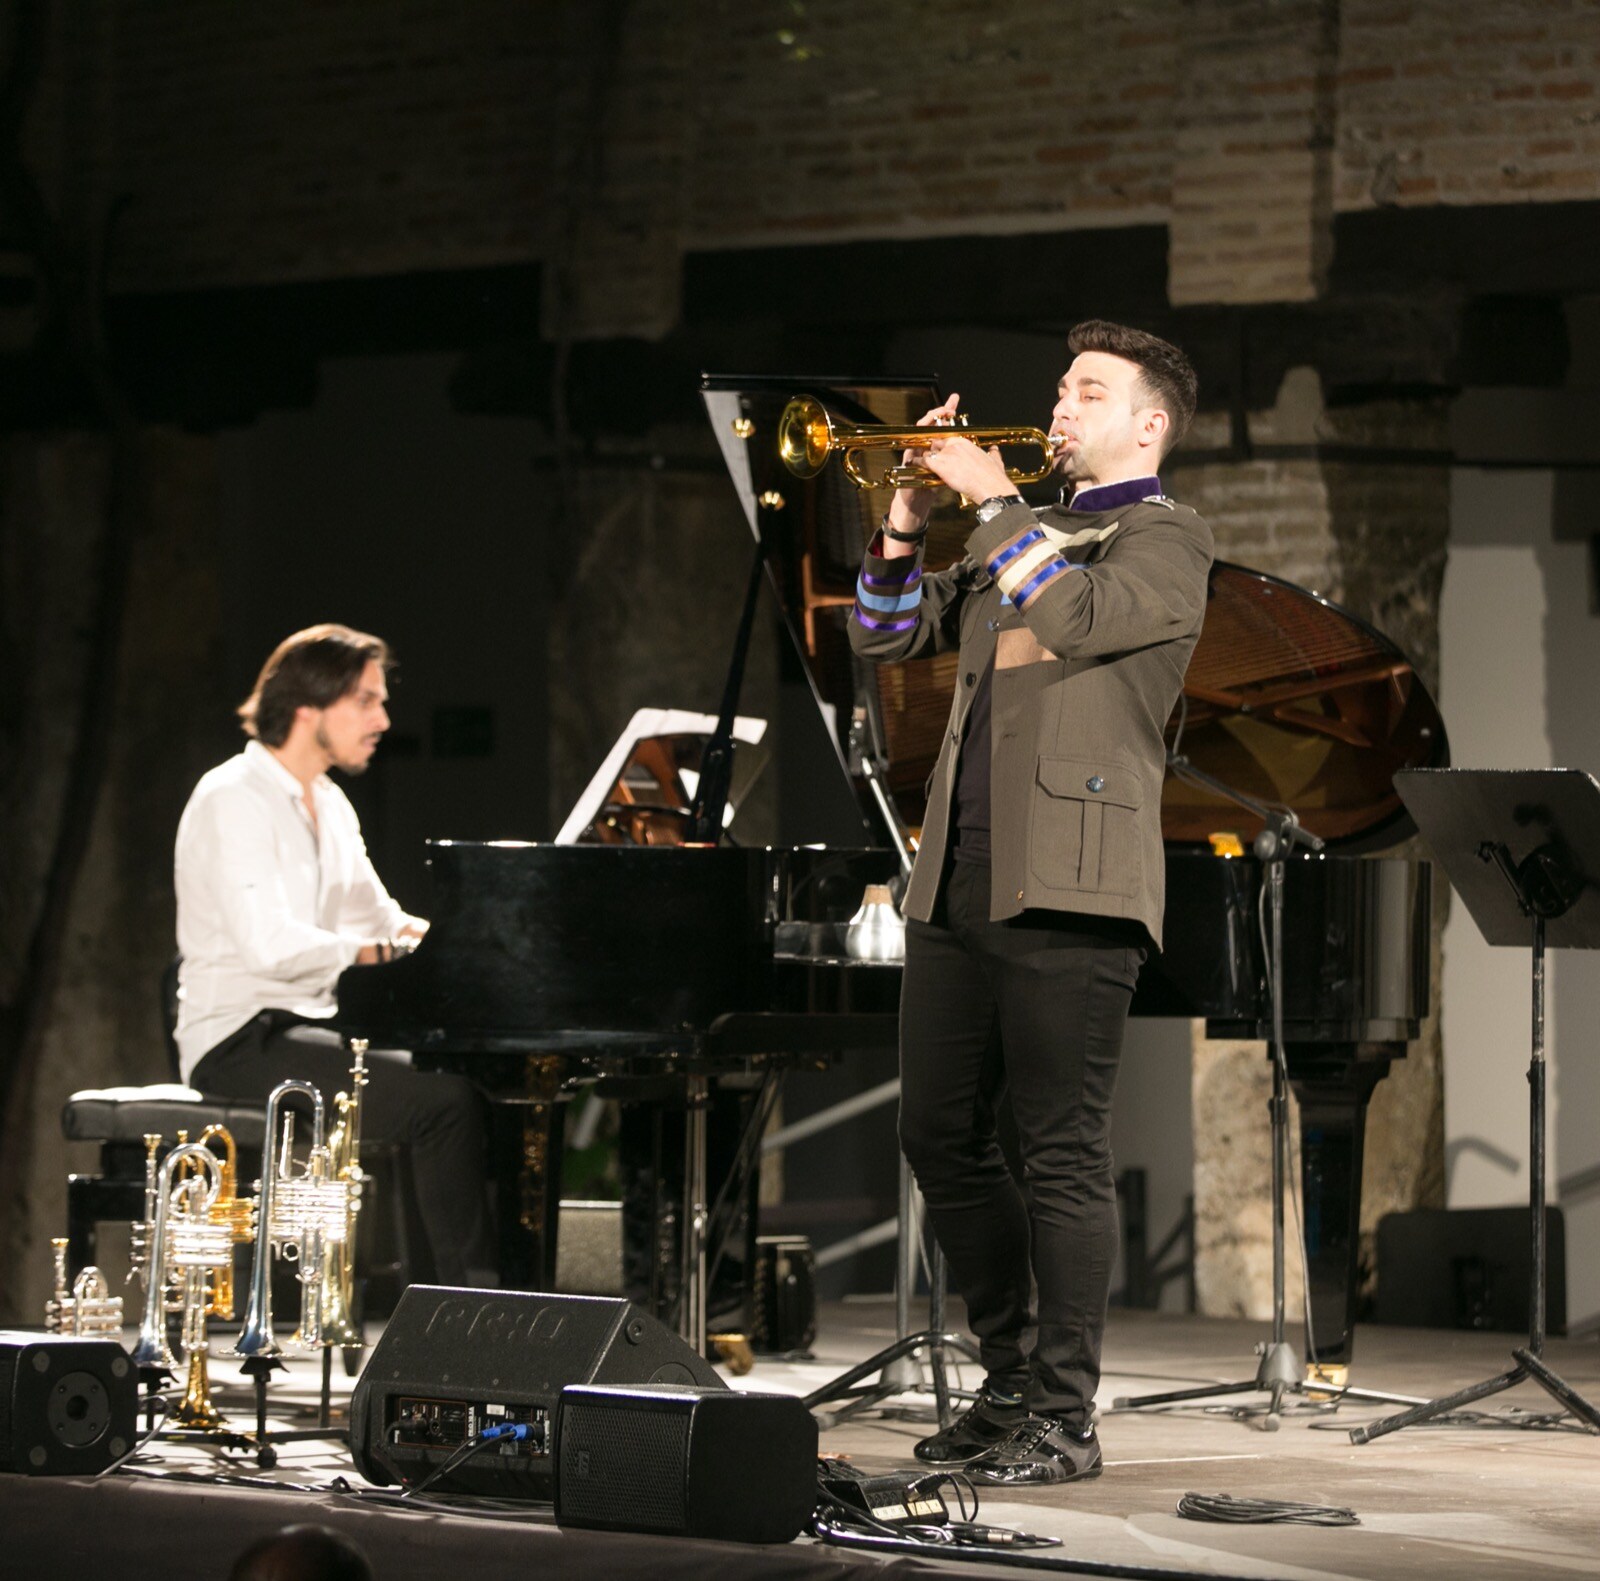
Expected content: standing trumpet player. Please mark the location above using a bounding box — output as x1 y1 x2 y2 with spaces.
174 624 498 1288
849 321 1212 1485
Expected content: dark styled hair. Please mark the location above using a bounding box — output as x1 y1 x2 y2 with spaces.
237 624 391 748
1067 319 1199 456
227 1523 373 1581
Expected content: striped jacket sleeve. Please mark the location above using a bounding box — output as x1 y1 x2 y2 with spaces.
847 528 967 662
966 500 1212 660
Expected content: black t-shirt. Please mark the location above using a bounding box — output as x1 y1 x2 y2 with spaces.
951 656 993 862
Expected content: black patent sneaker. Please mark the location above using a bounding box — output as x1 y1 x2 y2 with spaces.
912 1387 1029 1465
965 1414 1103 1486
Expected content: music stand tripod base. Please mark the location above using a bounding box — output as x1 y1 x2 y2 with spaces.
1351 769 1600 1445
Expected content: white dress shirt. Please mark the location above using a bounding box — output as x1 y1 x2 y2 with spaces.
173 739 418 1080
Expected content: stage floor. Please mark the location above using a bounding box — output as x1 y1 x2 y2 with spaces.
9 1301 1600 1579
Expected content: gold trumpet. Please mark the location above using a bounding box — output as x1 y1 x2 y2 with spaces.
777 394 1064 490
319 1041 368 1351
179 1125 255 1322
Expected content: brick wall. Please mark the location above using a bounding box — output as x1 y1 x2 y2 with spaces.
1337 0 1600 211
21 1 1600 330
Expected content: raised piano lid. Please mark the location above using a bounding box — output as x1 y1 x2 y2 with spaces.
702 372 960 831
701 375 1450 856
1166 565 1449 853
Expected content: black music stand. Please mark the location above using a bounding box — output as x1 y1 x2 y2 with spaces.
1351 767 1600 1444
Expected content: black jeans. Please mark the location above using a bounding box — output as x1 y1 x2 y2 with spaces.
192 1013 498 1287
899 857 1146 1426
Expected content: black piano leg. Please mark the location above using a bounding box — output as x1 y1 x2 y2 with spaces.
1289 1049 1389 1375
489 1056 566 1290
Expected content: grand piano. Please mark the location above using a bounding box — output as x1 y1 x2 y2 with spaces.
336 373 1446 1371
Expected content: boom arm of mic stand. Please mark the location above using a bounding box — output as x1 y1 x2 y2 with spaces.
850 709 915 880
1165 751 1324 855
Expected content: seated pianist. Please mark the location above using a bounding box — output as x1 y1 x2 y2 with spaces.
172 622 498 1289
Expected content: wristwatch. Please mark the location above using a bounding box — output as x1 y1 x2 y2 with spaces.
974 494 1020 525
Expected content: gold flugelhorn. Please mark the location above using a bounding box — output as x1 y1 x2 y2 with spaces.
777 395 1064 490
193 1124 254 1321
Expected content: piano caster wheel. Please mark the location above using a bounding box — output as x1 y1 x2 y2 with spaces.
710 1332 755 1376
1262 1413 1281 1433
257 1443 279 1470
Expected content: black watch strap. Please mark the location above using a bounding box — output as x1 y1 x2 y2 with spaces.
881 513 929 544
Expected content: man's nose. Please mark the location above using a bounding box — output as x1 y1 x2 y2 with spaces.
375 704 390 732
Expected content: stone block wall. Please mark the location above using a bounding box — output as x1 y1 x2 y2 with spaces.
1 430 228 1323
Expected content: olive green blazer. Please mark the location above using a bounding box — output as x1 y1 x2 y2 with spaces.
849 494 1213 950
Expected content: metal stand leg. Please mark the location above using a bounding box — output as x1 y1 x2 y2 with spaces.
1352 915 1600 1443
680 1073 710 1357
802 1160 979 1429
1116 850 1424 1428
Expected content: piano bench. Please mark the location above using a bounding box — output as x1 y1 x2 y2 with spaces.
62 1085 267 1278
59 1086 420 1317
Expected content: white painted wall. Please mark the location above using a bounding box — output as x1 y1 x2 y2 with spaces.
1438 466 1600 1329
1110 1019 1195 1314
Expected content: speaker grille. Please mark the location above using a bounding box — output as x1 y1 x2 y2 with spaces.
558 1398 690 1531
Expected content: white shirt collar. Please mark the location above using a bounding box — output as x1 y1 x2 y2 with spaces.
245 738 324 805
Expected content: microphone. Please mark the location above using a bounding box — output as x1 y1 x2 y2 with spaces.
1253 813 1324 861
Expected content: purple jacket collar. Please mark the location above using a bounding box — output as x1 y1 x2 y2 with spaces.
1062 475 1162 514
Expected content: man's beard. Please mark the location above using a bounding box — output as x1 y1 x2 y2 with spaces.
315 722 371 775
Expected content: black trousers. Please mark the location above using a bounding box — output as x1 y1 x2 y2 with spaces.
899 856 1146 1426
192 1013 498 1287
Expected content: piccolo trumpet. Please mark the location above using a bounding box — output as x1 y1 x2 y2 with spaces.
777 395 1064 490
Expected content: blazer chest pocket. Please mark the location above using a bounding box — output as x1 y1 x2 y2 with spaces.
1030 756 1142 896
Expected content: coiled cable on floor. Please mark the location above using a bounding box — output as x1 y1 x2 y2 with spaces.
1177 1491 1359 1527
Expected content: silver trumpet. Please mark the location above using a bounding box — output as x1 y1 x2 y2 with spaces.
232 1080 352 1358
126 1132 164 1291
46 1237 124 1337
130 1141 232 1372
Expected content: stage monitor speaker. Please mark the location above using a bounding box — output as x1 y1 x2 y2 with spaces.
0 1331 137 1476
1374 1207 1566 1334
349 1286 724 1497
554 1382 818 1544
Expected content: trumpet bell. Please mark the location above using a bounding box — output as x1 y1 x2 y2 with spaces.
777 396 833 479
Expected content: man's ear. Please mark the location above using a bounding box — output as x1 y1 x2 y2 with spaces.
1140 406 1170 453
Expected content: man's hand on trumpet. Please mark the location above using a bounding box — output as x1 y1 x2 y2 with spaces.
915 431 1023 515
883 391 971 556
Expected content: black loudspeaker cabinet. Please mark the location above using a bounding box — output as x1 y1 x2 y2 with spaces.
0 1331 138 1476
554 1382 818 1544
349 1286 724 1497
1374 1207 1566 1334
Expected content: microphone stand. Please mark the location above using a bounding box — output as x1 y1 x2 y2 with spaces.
798 709 976 1430
1113 755 1424 1428
685 535 767 844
